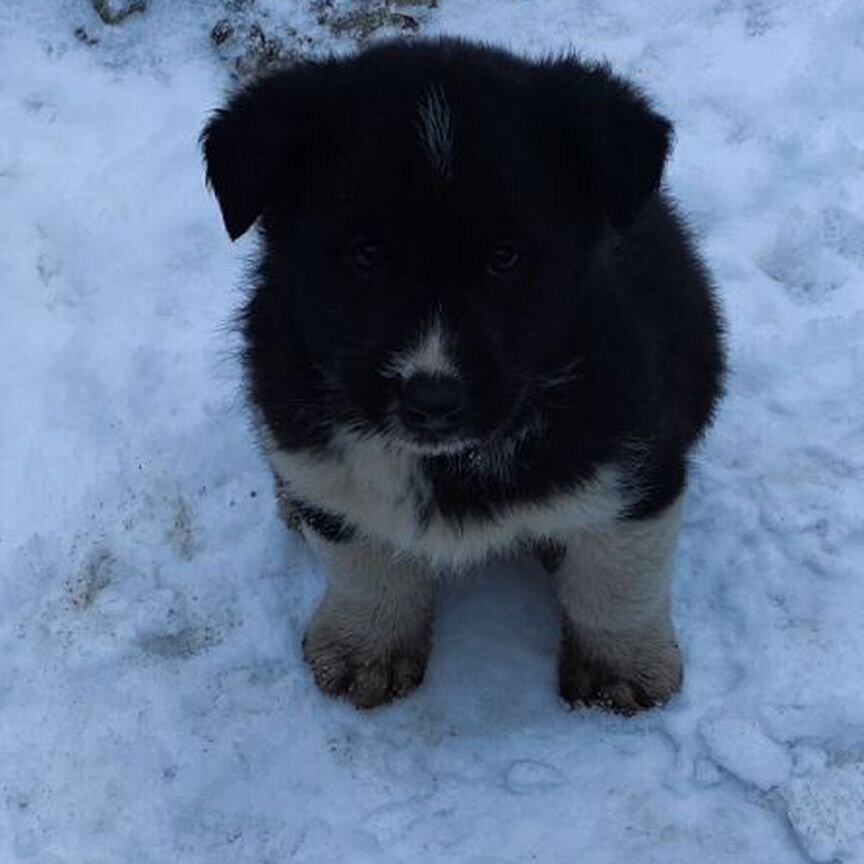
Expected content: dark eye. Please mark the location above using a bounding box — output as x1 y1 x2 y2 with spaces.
487 244 522 275
350 240 383 272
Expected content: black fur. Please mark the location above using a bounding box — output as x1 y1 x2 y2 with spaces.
202 38 724 531
289 499 357 543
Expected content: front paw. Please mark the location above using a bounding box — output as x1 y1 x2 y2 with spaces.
302 624 431 709
558 623 682 715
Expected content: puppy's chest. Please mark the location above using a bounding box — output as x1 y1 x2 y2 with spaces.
268 434 624 567
270 437 450 548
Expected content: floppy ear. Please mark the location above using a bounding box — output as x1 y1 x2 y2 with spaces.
200 65 331 240
542 60 673 230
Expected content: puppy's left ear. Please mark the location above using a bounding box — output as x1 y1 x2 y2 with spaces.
201 64 332 240
542 60 673 230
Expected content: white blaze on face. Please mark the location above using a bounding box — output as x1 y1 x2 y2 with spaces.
418 86 453 180
386 315 459 381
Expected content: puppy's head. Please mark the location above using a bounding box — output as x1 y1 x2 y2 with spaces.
202 40 672 454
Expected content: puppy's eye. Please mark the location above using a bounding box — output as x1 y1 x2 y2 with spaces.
487 245 522 275
350 240 383 272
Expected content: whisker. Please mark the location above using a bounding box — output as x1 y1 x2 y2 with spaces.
536 358 584 391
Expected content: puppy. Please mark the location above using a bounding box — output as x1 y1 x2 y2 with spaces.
202 38 724 714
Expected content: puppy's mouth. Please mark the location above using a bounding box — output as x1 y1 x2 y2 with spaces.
387 428 479 457
378 417 542 481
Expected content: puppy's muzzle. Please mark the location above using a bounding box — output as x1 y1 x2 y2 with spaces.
398 373 468 438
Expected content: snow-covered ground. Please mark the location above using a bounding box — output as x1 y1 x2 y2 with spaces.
2 0 863 861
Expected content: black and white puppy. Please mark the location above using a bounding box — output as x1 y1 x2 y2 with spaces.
202 38 724 714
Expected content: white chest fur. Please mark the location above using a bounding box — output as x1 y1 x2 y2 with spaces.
267 432 624 569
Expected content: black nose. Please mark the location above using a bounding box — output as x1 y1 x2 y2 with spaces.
399 374 468 435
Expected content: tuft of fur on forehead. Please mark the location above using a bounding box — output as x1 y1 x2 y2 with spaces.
417 86 454 180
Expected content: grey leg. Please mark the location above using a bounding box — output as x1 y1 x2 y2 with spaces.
302 535 439 709
553 496 684 714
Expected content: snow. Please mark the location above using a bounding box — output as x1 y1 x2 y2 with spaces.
699 715 792 792
1 0 863 862
784 757 864 863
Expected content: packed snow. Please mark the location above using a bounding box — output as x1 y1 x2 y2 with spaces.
1 0 863 862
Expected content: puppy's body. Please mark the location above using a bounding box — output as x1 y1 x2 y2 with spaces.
203 39 724 712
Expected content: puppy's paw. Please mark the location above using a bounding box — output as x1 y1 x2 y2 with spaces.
302 627 430 709
557 626 682 716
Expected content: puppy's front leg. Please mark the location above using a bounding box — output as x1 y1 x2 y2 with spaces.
552 496 684 715
302 534 438 709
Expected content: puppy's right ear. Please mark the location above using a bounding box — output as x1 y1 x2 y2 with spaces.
201 65 332 241
536 59 672 231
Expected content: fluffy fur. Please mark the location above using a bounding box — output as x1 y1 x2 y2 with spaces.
202 38 724 713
